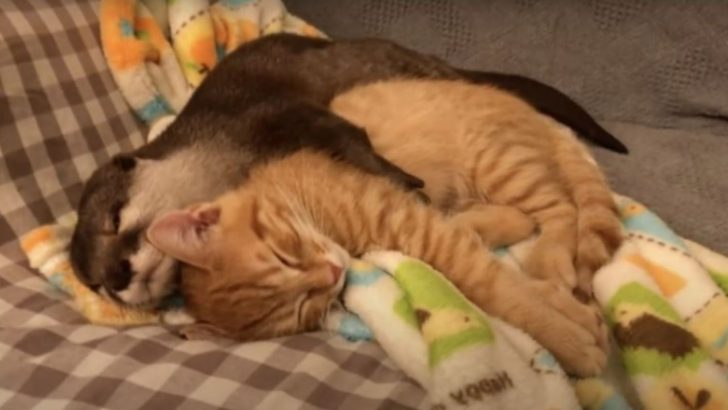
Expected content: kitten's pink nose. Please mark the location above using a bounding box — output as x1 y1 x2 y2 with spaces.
328 263 343 284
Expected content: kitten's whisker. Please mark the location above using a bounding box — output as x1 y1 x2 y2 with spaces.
295 292 309 328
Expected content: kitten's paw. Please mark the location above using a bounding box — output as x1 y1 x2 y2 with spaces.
179 323 229 341
450 204 536 247
478 212 536 247
524 242 577 289
524 281 608 376
497 213 537 246
573 268 595 304
589 301 610 353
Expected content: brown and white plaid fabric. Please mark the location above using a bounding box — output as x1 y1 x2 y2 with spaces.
0 1 425 408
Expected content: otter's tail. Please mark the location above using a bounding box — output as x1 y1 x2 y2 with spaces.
458 70 628 154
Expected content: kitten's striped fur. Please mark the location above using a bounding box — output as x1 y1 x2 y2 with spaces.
331 80 623 293
151 150 608 376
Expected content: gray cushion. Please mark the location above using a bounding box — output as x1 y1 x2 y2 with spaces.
288 0 728 132
593 122 728 252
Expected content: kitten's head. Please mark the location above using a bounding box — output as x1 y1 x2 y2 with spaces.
146 191 349 340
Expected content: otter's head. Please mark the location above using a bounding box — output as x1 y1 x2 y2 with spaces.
70 153 181 307
70 140 246 307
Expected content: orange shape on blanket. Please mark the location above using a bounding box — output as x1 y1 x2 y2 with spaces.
190 35 217 73
101 0 160 70
240 20 260 42
621 202 647 218
20 227 52 252
627 253 686 297
135 16 169 53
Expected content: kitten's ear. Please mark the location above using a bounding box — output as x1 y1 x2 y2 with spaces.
146 204 221 269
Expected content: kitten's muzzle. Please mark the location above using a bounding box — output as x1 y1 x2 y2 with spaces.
328 263 343 285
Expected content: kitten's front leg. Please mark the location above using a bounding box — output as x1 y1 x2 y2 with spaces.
360 198 607 376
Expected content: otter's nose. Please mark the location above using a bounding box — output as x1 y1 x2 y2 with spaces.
107 260 133 291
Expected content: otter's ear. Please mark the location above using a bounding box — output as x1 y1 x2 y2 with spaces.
146 204 220 269
111 155 137 172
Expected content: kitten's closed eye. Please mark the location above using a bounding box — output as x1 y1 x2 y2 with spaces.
272 250 302 269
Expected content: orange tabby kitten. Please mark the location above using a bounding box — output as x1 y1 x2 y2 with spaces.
147 150 608 376
331 80 623 294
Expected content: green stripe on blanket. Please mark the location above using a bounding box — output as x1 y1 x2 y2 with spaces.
329 252 580 410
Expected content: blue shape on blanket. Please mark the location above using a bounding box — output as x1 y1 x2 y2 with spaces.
221 0 256 8
601 394 633 410
215 43 226 61
136 96 173 124
119 19 134 37
713 328 728 350
345 265 386 287
48 272 69 293
493 246 509 258
161 293 186 309
621 202 686 249
535 350 558 370
338 313 373 342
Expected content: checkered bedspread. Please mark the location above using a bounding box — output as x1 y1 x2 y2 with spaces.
0 1 425 408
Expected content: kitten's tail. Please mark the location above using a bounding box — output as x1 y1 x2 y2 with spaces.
552 127 624 294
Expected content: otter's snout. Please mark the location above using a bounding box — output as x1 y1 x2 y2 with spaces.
106 260 133 292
